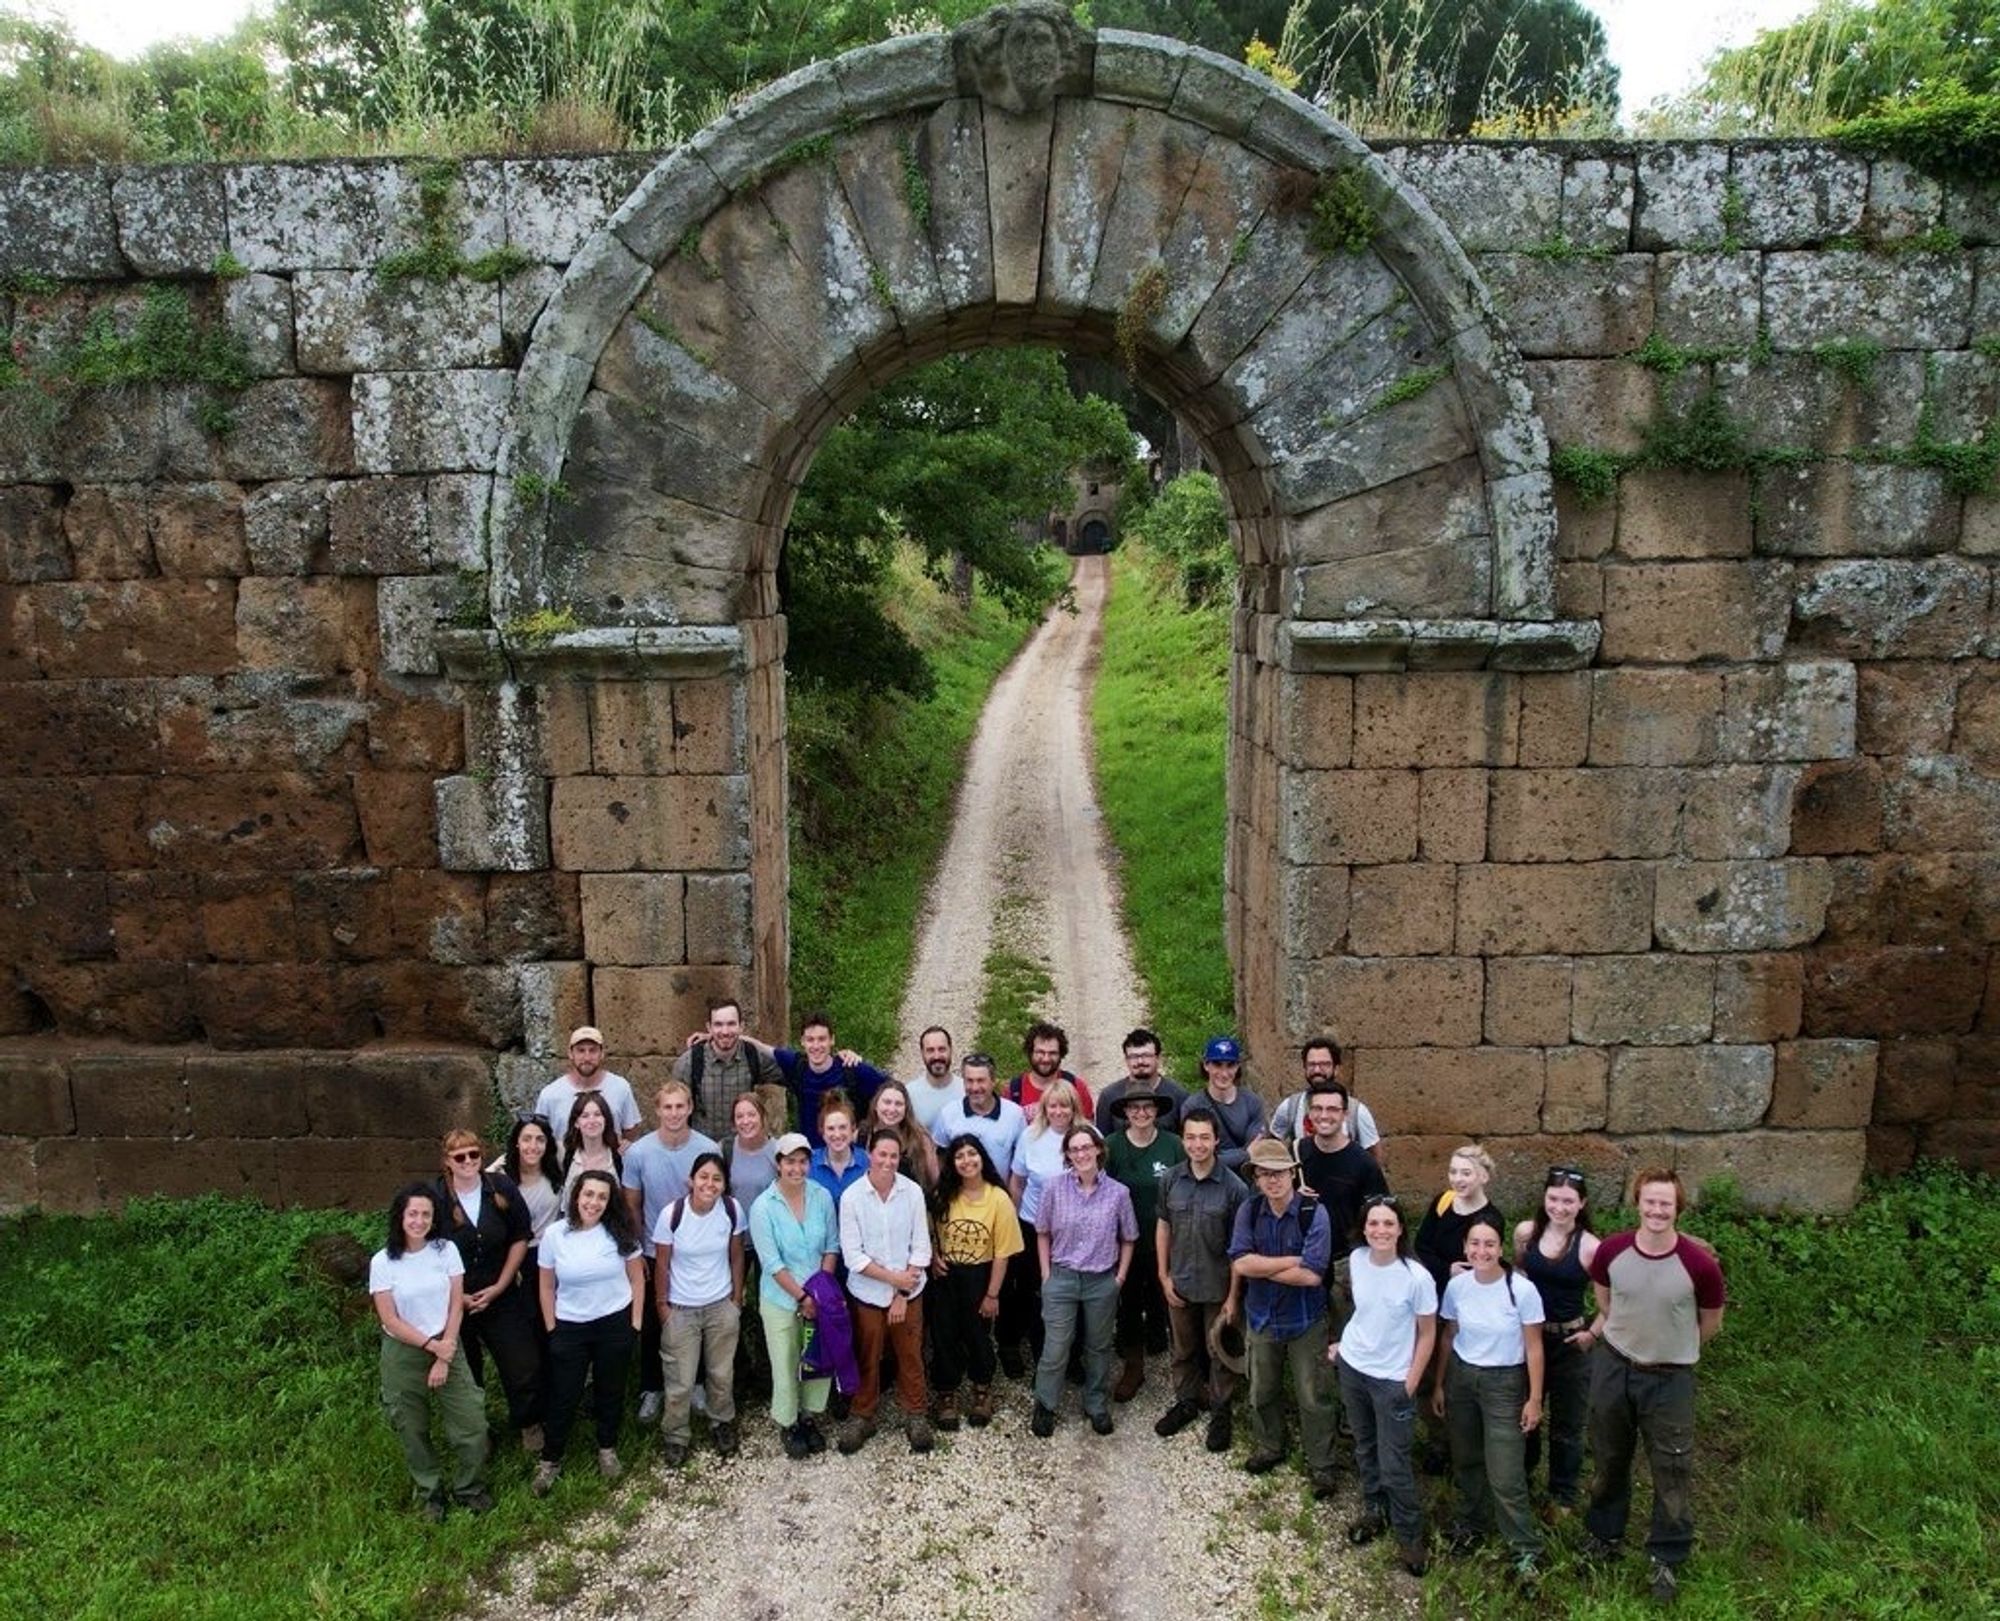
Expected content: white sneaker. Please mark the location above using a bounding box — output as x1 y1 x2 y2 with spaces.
637 1391 663 1424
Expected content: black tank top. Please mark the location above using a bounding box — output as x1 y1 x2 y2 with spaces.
1522 1228 1589 1322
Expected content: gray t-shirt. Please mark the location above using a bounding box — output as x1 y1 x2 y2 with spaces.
622 1129 721 1256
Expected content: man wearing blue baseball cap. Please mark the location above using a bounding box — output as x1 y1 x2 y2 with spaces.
1188 1036 1266 1173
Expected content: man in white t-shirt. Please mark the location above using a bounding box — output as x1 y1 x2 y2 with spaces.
907 1025 965 1138
535 1026 642 1146
622 1080 720 1423
1268 1037 1381 1163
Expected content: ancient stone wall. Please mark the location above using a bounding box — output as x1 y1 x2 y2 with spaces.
1 30 1995 1215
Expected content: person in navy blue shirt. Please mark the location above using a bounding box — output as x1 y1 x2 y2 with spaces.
714 1010 888 1148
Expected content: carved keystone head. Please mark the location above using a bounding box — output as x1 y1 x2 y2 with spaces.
954 1 1091 115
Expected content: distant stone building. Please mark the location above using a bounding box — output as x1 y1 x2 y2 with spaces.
1046 460 1127 554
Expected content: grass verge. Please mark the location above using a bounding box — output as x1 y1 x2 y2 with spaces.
1091 541 1234 1080
788 545 1055 1058
0 1197 650 1621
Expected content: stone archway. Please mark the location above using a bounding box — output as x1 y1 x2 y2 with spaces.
448 5 1593 1072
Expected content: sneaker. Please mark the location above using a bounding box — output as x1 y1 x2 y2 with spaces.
660 1439 689 1468
1310 1468 1339 1500
637 1391 663 1424
420 1490 448 1524
519 1424 544 1456
1155 1399 1203 1438
828 1389 852 1421
835 1415 877 1455
531 1460 561 1497
1030 1403 1056 1438
907 1415 935 1454
597 1447 623 1481
712 1421 739 1458
1650 1560 1680 1607
1397 1542 1429 1578
1513 1555 1541 1594
1243 1450 1283 1475
1204 1406 1233 1453
802 1416 828 1453
1346 1510 1388 1546
453 1485 493 1515
781 1421 812 1461
1089 1410 1114 1436
967 1385 996 1428
934 1392 961 1432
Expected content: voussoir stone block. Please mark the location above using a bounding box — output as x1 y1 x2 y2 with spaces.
1608 1045 1773 1132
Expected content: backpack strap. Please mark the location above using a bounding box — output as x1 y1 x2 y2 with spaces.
666 1196 686 1237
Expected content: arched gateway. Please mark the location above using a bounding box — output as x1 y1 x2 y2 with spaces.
445 5 1591 1101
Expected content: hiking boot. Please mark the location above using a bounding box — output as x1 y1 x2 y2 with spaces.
1580 1533 1622 1564
1346 1510 1388 1546
934 1391 961 1432
780 1421 812 1461
453 1485 493 1515
1089 1409 1114 1436
1204 1406 1233 1453
802 1415 827 1453
907 1415 935 1454
1112 1350 1144 1403
966 1385 996 1428
1030 1402 1056 1438
1650 1560 1680 1607
660 1439 689 1468
835 1415 877 1455
712 1421 739 1458
1155 1399 1203 1438
999 1343 1027 1380
1310 1468 1339 1500
518 1424 544 1457
637 1391 663 1424
419 1490 448 1524
1243 1449 1283 1475
597 1448 623 1481
531 1460 561 1497
1397 1542 1428 1578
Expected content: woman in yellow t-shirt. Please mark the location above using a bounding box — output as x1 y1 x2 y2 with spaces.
928 1133 1025 1432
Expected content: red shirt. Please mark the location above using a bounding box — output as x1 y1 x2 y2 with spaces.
1009 1069 1094 1118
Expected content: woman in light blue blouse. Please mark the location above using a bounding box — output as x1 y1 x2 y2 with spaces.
750 1131 841 1459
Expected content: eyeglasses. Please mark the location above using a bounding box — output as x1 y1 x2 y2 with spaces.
448 1149 483 1163
1546 1166 1587 1188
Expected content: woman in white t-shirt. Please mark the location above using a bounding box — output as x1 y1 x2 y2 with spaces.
1330 1194 1437 1576
533 1169 645 1496
1433 1210 1547 1579
369 1184 491 1520
654 1151 748 1467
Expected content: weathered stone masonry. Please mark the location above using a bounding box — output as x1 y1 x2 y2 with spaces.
2 16 1996 1214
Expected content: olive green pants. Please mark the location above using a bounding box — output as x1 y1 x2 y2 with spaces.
379 1336 489 1497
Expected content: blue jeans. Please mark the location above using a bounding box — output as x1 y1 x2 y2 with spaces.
1339 1361 1423 1545
1035 1266 1117 1417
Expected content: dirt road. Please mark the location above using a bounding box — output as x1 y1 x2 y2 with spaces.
891 554 1148 1082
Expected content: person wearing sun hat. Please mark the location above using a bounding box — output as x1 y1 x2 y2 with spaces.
1228 1134 1339 1497
1188 1036 1266 1173
1104 1085 1186 1401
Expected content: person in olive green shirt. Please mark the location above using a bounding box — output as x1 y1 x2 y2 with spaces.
1105 1088 1186 1402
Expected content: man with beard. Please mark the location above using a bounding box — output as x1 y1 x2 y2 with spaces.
907 1025 964 1140
1296 1080 1390 1333
674 999 778 1143
1007 1020 1093 1118
1094 1027 1190 1135
534 1026 640 1146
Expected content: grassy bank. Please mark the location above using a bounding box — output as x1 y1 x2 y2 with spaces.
788 547 1055 1058
1091 542 1234 1079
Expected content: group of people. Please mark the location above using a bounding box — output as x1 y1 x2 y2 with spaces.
369 1006 1725 1606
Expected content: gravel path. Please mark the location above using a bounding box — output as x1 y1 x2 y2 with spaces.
890 554 1148 1082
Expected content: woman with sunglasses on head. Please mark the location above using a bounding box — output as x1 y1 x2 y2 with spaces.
1331 1194 1437 1577
369 1183 490 1521
534 1169 645 1495
435 1128 545 1456
560 1091 622 1197
1514 1166 1599 1515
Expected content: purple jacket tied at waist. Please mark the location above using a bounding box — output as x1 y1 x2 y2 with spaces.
799 1270 860 1395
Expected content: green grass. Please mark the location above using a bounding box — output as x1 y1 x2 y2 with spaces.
1091 543 1233 1080
1423 1164 2000 1619
972 937 1055 1064
787 547 1053 1058
0 1197 645 1621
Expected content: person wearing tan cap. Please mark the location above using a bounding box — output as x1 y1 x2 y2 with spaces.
534 1027 641 1148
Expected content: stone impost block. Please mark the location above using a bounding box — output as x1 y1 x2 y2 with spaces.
1600 561 1792 665
226 160 504 272
1485 956 1572 1047
0 1056 74 1136
1655 859 1832 952
1675 1128 1866 1213
1293 957 1483 1048
1480 252 1654 357
1346 865 1455 956
1794 560 1991 661
1730 147 1867 246
1616 469 1751 560
1718 660 1856 763
436 772 551 872
1399 145 1560 252
1634 145 1731 249
1457 863 1654 956
1682 765 1799 860
353 370 512 473
1560 154 1634 251
112 168 228 275
1356 1046 1547 1136
69 1053 190 1137
685 873 754 966
1764 250 1973 350
295 270 504 373
1652 251 1760 349
1770 1038 1877 1129
1589 669 1725 766
0 168 119 277
1489 769 1685 862
1542 1046 1609 1133
550 775 751 872
503 154 655 262
581 872 687 966
591 965 747 1056
1351 673 1518 767
1608 1044 1773 1132
1572 954 1716 1045
1281 768 1418 866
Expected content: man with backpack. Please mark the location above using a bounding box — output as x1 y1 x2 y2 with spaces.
675 998 778 1142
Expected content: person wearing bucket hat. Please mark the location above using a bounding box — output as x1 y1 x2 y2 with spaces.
1189 1037 1266 1174
1155 1105 1249 1451
1228 1135 1340 1496
1105 1086 1186 1401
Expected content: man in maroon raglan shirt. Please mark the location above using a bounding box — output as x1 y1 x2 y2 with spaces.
1576 1167 1727 1608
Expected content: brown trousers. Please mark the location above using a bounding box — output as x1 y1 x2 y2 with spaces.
850 1295 928 1419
